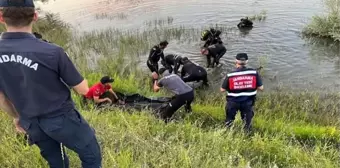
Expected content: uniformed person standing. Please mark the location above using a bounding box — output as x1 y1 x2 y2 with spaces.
0 1 102 167
220 53 263 132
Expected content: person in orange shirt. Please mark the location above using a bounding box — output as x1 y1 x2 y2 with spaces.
83 76 124 106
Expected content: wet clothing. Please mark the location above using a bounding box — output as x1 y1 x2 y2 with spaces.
0 32 101 167
221 67 263 131
157 74 194 121
237 19 253 28
161 54 182 74
181 61 208 86
206 44 227 68
201 28 223 48
147 45 165 73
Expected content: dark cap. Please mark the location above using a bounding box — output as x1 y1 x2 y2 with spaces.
100 76 114 84
236 53 248 61
160 40 168 46
0 0 35 7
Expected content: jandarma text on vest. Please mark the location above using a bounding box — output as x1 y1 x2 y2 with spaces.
0 54 38 71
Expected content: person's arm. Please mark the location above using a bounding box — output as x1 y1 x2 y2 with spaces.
58 49 89 95
93 96 111 104
220 76 229 92
153 79 163 92
181 66 186 78
206 55 212 68
148 47 157 62
256 73 264 91
109 88 119 100
0 91 19 119
174 61 180 74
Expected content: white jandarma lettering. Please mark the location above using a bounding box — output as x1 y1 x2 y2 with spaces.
0 54 39 71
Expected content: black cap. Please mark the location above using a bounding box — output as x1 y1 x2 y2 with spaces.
0 0 35 7
236 53 248 61
100 76 114 84
160 40 168 46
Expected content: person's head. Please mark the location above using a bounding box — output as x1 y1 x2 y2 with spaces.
158 67 170 77
235 53 248 68
0 0 38 31
180 57 189 64
200 47 209 55
100 76 114 86
159 40 168 49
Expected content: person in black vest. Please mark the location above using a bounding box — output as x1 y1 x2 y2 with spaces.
201 43 227 68
220 53 263 132
201 28 223 48
180 57 209 87
146 40 169 74
161 54 183 74
0 1 101 167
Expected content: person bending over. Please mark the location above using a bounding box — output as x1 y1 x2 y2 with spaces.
153 68 194 122
180 57 209 87
83 76 124 106
201 28 223 48
201 43 227 68
161 54 183 74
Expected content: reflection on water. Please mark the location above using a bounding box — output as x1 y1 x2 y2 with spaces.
39 0 340 91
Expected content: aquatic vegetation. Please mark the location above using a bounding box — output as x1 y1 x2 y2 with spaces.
248 10 268 22
1 13 340 168
303 0 340 41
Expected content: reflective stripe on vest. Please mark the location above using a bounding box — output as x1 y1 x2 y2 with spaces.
227 91 257 97
227 70 257 97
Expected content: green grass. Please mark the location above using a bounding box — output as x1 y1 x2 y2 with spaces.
303 0 340 41
1 11 340 168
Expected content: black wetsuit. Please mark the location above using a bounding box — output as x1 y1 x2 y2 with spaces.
181 61 209 86
201 29 223 48
206 44 227 68
161 54 182 74
146 45 165 73
237 19 253 28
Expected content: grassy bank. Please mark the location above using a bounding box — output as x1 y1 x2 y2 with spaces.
303 0 340 41
0 14 340 168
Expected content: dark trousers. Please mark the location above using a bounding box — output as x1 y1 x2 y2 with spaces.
225 100 254 131
19 109 102 168
215 50 226 65
161 91 194 121
146 60 159 73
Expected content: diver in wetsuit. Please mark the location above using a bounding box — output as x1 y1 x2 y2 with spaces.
237 17 253 28
146 40 169 74
201 43 227 68
201 28 223 48
180 57 209 87
161 54 183 74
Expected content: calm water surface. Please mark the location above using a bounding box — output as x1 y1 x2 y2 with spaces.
40 0 340 91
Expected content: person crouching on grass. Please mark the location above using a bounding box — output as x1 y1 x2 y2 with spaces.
83 76 125 107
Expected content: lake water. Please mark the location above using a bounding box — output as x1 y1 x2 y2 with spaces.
40 0 340 92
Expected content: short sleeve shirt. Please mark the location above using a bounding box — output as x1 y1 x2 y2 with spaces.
85 83 111 99
157 74 193 95
0 32 84 118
